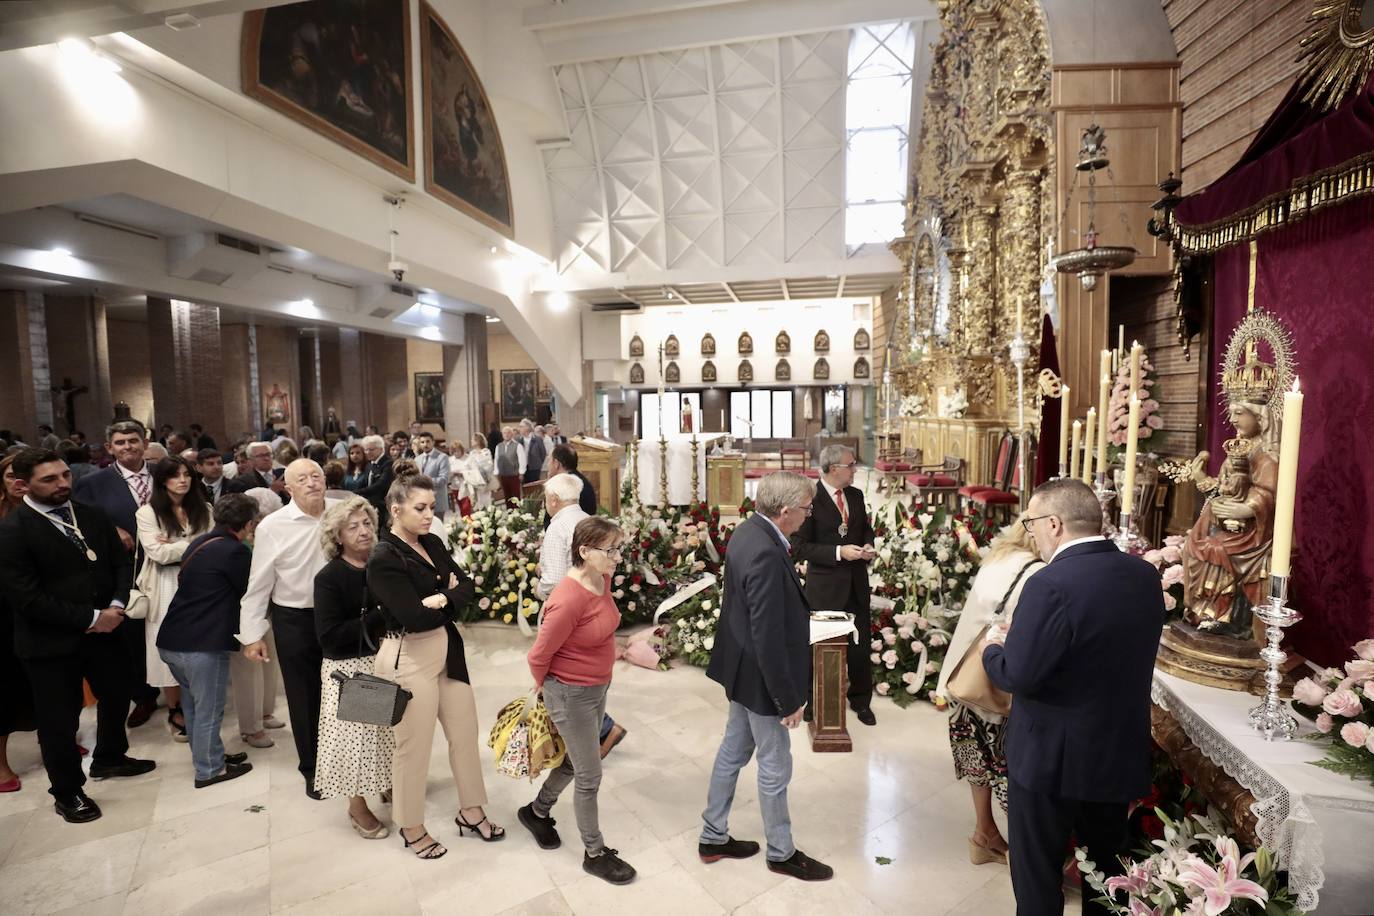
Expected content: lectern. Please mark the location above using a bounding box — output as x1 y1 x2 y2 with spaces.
808 615 857 753
570 436 623 514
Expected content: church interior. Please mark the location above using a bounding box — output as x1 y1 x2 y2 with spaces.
2 0 1374 913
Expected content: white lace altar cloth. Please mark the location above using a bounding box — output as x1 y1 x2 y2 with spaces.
1152 671 1374 914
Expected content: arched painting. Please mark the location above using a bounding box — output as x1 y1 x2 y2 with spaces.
701 333 716 356
854 327 871 351
738 359 753 383
629 334 645 358
665 361 680 384
775 359 791 382
243 1 415 181
854 356 870 379
738 331 753 355
814 357 830 380
629 362 645 384
665 334 680 357
702 360 717 383
421 1 513 235
775 330 790 354
814 329 830 353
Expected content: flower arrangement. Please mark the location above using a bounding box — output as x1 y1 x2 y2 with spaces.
446 502 544 624
668 587 722 668
1076 809 1303 916
1142 534 1187 617
1107 352 1164 464
937 387 969 419
1290 639 1374 785
870 598 955 707
898 394 927 418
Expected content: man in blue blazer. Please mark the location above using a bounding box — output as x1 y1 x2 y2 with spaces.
701 472 833 882
983 478 1162 916
73 419 162 724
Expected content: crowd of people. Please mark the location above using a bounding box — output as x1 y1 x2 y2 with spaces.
0 417 1164 911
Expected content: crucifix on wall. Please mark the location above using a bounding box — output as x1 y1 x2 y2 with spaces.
51 376 88 435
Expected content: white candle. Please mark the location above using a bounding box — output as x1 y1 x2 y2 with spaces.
1130 341 1143 395
1082 407 1097 484
1118 324 1125 358
1069 420 1082 479
632 410 638 437
1270 380 1304 578
1097 373 1110 476
1122 393 1140 515
1058 385 1071 471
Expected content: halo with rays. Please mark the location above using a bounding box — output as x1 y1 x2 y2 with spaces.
1296 0 1374 110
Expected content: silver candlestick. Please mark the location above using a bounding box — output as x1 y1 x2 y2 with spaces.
1112 509 1146 554
1009 331 1030 511
1095 470 1118 537
1249 575 1302 740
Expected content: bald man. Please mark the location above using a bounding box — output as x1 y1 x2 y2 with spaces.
237 459 337 798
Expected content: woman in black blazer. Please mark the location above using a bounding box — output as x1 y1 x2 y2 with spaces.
313 495 393 840
368 472 502 861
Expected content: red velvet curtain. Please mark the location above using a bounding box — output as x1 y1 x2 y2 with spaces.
1205 195 1374 665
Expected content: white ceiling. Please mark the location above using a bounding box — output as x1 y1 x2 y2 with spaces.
0 0 299 53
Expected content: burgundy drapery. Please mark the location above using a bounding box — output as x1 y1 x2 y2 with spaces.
1177 74 1374 666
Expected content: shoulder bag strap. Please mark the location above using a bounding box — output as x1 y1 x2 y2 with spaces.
178 535 228 579
992 558 1044 618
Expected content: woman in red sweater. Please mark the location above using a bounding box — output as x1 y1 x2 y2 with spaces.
519 516 636 885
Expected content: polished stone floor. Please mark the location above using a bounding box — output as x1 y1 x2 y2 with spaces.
0 620 1062 916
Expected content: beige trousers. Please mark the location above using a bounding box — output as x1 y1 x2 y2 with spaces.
230 629 279 734
378 628 488 828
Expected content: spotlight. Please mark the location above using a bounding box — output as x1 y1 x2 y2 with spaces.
51 246 73 256
489 245 499 255
485 316 501 323
59 37 121 73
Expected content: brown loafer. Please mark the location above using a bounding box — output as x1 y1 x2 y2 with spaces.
599 724 627 759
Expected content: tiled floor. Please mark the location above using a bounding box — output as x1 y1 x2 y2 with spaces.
0 623 1043 916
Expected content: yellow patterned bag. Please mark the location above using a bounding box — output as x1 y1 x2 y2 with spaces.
488 690 565 781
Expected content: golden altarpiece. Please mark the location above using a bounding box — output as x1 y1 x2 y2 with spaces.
885 0 1054 488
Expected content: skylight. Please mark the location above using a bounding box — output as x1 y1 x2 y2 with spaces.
844 21 915 252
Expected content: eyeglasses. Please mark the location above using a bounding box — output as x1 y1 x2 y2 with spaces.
789 504 814 516
588 544 624 558
1021 514 1057 532
834 462 858 470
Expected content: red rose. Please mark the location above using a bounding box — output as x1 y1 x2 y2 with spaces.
1139 814 1164 840
641 539 651 549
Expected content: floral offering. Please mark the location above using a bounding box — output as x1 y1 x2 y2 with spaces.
1290 638 1374 785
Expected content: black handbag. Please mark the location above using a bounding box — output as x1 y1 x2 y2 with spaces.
331 583 411 727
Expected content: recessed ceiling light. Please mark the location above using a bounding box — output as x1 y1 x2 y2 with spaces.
297 298 314 307
485 316 501 323
488 245 499 255
51 246 72 256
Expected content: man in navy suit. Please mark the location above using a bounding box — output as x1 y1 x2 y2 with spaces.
700 472 833 882
982 478 1162 916
73 419 162 724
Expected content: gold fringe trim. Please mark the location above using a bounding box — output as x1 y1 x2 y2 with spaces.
1173 150 1374 254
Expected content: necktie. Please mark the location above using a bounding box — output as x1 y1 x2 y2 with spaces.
50 505 87 552
131 470 150 505
834 488 848 527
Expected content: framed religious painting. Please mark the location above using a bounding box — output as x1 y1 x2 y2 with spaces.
813 329 830 353
414 372 445 422
665 361 681 384
813 357 830 380
775 359 791 382
499 369 536 421
264 383 290 425
420 2 514 236
738 331 753 355
738 359 753 383
242 1 414 181
701 332 716 356
854 327 871 350
664 334 680 357
775 330 790 354
701 360 717 383
853 356 870 379
629 362 645 384
629 334 645 358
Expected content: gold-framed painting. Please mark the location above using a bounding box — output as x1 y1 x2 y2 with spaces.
775 359 791 382
702 360 717 383
629 362 645 384
420 2 514 236
499 369 536 421
738 359 754 383
665 334 680 357
414 371 444 423
241 1 415 182
629 334 645 357
814 329 830 353
854 327 871 350
665 361 680 384
701 333 716 356
854 356 871 379
776 330 791 354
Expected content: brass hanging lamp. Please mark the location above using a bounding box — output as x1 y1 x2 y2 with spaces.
1052 124 1137 292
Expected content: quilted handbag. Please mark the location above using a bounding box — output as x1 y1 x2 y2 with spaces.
331 669 411 727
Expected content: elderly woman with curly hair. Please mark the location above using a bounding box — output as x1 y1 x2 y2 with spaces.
313 495 395 839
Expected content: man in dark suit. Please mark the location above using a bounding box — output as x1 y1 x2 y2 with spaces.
700 472 833 882
521 420 547 486
355 434 395 512
982 478 1162 916
0 449 156 822
790 444 877 725
73 419 162 725
226 441 287 504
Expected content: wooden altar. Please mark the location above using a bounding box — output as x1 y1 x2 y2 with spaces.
899 416 1008 489
570 437 623 515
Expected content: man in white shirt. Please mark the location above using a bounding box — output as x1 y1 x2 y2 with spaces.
238 458 336 798
494 425 526 504
536 473 589 600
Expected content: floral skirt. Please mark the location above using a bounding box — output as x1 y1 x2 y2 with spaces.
948 703 1008 810
314 656 396 800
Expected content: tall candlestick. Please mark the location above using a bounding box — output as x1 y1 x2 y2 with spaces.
1099 348 1112 386
1057 385 1071 473
1270 380 1304 577
1017 297 1024 336
632 410 638 437
1069 420 1082 479
1096 373 1110 474
1118 324 1125 358
1129 341 1143 395
1121 394 1140 514
1082 408 1097 484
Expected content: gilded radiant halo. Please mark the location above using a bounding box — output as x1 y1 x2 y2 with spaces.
1296 0 1374 111
1219 310 1297 406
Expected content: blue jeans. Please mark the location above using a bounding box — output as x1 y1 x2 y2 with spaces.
700 700 795 862
160 649 231 781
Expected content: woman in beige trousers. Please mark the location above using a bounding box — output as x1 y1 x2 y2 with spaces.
368 472 503 860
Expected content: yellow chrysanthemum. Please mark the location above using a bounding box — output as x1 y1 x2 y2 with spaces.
502 613 512 624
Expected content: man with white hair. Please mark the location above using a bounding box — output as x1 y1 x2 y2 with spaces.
494 425 526 504
238 459 337 797
355 434 394 512
228 441 284 501
521 419 547 486
700 472 832 881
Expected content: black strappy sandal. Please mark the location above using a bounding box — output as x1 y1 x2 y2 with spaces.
455 811 506 842
402 828 447 859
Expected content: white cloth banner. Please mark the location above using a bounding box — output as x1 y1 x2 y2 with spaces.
633 434 724 505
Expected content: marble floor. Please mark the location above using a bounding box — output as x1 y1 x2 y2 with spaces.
0 621 1068 916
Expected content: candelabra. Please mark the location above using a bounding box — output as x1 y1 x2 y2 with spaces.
690 434 700 504
1095 469 1118 537
627 438 640 505
1249 575 1302 740
659 434 669 508
1111 508 1146 554
1009 330 1030 511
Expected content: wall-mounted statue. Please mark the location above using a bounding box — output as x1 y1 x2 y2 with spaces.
738 331 753 355
854 356 870 379
629 362 645 384
814 357 830 380
775 359 791 382
629 334 645 358
776 330 790 354
814 329 829 353
854 327 871 351
665 334 680 357
738 359 753 382
665 360 680 384
701 332 716 356
702 360 717 383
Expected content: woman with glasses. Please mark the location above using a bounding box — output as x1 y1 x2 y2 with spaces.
520 517 636 885
934 513 1043 865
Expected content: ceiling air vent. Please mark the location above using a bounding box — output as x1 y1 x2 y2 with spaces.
167 232 268 288
214 233 263 255
189 267 233 286
590 301 641 313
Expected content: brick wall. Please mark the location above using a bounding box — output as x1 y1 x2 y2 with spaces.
220 324 254 442
0 290 37 437
1163 0 1309 191
254 324 303 436
44 294 112 438
107 318 154 431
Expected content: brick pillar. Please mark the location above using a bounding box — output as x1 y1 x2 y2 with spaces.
45 294 113 438
147 297 225 442
335 328 366 429
0 290 38 437
442 315 489 446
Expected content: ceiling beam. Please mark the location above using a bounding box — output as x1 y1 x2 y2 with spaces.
721 281 740 302
836 274 847 297
781 278 791 300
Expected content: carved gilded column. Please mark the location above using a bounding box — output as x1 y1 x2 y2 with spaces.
1002 164 1042 340
965 202 998 356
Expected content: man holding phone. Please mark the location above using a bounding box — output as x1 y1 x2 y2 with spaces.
790 444 878 725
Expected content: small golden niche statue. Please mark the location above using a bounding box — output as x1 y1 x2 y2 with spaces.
1157 310 1298 692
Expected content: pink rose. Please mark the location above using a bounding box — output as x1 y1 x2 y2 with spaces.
1322 688 1363 718
1365 681 1374 702
1316 712 1334 733
1143 549 1164 569
1355 639 1374 661
1340 722 1370 748
1163 592 1177 611
882 649 898 669
883 631 897 646
1161 565 1185 589
1367 730 1374 754
1292 676 1330 707
911 641 924 654
870 652 880 664
875 682 890 696
1345 659 1374 681
1160 545 1182 564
